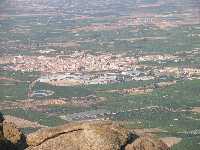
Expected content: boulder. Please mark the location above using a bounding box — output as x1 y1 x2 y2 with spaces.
0 112 27 150
125 136 169 150
0 112 170 150
3 121 24 145
26 121 169 150
26 121 133 150
0 112 4 142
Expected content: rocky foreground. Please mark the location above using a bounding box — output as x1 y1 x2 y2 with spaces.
0 113 169 150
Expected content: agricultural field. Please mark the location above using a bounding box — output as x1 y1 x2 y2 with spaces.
1 0 200 149
1 70 200 149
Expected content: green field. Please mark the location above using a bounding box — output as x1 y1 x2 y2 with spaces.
1 0 200 149
1 71 200 149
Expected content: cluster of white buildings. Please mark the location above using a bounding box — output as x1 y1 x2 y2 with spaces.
5 52 137 73
138 54 180 62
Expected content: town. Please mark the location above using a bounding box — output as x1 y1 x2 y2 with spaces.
1 50 200 87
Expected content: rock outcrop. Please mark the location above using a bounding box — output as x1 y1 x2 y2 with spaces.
126 136 169 150
0 112 169 150
26 121 169 150
0 112 27 150
0 113 4 142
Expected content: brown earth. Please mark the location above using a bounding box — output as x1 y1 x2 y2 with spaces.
191 107 200 113
4 115 47 129
98 87 153 95
0 99 67 111
133 128 167 135
0 77 21 83
160 137 182 148
0 97 105 112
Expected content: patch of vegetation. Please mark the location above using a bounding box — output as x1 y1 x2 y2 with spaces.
0 82 28 101
33 82 94 98
0 70 40 81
